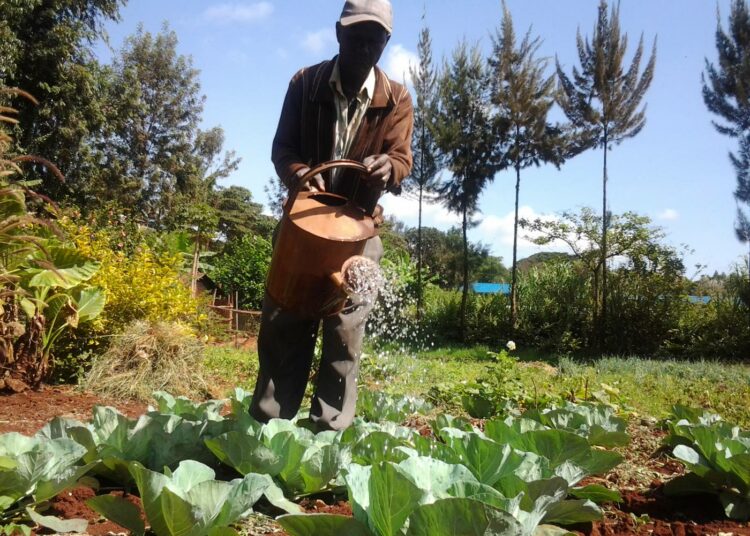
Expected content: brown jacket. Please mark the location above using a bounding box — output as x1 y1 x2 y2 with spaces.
271 57 413 215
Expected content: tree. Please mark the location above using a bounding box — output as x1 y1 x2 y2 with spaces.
703 0 750 273
0 0 123 202
433 42 499 341
405 19 442 318
490 2 566 329
403 226 509 289
556 0 656 346
521 208 686 351
96 24 238 227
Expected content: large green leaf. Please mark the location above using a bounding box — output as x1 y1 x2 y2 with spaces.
406 498 524 536
27 247 100 289
542 499 602 525
277 514 372 536
446 433 524 487
86 495 146 535
26 507 87 534
369 462 424 536
206 431 284 476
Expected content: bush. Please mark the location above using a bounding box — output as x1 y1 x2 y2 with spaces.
210 234 272 310
666 267 750 359
516 262 591 353
51 219 204 381
420 287 509 346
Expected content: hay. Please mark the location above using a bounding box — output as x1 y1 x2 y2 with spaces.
84 320 210 402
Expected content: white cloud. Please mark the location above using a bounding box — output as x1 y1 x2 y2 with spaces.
384 44 418 86
203 2 273 24
302 28 336 55
380 194 459 226
658 208 679 221
476 207 567 252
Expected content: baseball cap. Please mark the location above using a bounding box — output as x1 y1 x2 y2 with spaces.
339 0 393 34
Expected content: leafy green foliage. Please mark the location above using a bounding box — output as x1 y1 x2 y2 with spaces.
664 405 750 520
89 460 276 536
210 234 272 310
357 391 432 423
0 432 92 528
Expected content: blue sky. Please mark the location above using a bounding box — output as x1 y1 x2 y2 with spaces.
95 1 747 276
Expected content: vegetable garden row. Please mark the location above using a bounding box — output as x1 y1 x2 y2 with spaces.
1 390 748 536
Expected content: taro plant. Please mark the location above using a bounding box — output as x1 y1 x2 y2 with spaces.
0 87 105 388
663 405 750 520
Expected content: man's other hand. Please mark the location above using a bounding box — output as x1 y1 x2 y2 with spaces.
362 154 392 190
296 166 325 192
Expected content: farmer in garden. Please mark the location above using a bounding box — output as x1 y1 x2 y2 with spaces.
249 0 413 430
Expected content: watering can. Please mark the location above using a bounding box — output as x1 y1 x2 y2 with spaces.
265 159 377 318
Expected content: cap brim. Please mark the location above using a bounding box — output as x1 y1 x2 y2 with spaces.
340 14 392 33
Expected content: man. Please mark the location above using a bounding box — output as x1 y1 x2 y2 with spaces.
249 0 414 431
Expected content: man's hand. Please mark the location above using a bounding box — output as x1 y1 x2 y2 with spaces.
372 203 384 227
362 154 392 191
296 166 325 192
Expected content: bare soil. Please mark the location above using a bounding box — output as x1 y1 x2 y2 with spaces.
2 387 749 536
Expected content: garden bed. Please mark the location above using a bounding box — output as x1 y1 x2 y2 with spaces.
1 388 749 536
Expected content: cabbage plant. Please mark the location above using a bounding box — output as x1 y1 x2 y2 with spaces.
664 405 750 520
87 460 282 536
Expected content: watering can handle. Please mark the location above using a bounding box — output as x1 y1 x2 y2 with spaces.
284 159 369 213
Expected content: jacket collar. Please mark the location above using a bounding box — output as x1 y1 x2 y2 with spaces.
310 56 393 108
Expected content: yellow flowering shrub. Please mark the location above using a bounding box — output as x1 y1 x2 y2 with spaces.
66 220 203 332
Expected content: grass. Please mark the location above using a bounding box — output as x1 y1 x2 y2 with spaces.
359 343 750 427
202 339 750 428
203 345 258 396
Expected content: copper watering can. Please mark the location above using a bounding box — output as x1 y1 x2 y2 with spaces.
265 159 377 318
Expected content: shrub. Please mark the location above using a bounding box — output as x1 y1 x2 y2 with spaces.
209 234 272 310
51 219 204 381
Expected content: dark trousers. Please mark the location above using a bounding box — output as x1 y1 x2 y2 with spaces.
249 236 383 430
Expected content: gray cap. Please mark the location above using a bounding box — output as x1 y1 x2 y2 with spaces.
339 0 393 34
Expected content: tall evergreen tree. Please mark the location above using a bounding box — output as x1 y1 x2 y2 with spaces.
556 0 656 344
490 2 566 329
433 42 498 341
406 19 441 318
703 0 750 272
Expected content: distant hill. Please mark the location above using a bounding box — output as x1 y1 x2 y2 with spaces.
516 252 575 272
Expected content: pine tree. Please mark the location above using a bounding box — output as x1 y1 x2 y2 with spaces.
433 42 499 342
405 19 441 318
490 2 566 330
556 0 656 345
703 0 750 272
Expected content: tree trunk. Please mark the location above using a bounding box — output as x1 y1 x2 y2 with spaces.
417 184 424 320
460 197 469 343
600 128 609 350
511 163 521 331
191 239 201 297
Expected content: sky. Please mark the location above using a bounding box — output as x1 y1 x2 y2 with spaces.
93 0 748 277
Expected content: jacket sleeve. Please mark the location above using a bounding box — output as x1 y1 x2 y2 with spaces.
383 84 414 194
271 70 309 190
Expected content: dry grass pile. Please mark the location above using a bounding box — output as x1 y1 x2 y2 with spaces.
84 320 209 401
